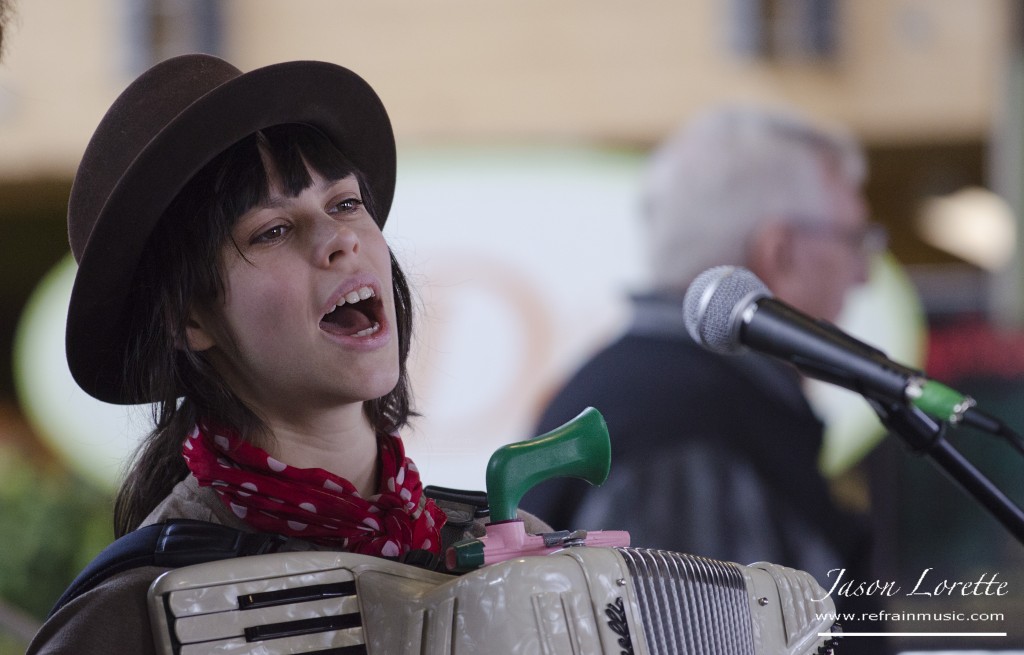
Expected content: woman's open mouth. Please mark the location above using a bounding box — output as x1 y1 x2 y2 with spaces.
319 285 384 338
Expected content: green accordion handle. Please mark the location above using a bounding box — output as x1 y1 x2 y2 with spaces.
486 407 611 523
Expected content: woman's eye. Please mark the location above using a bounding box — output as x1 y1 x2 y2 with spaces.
330 197 364 214
253 224 289 244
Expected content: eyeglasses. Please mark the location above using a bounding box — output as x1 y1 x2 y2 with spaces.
789 221 888 255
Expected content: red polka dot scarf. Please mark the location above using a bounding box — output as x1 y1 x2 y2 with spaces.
182 420 446 559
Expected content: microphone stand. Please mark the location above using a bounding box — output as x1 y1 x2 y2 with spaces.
960 406 1024 459
868 397 1024 545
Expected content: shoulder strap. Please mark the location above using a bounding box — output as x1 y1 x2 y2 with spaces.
424 485 490 552
424 485 489 520
47 519 295 618
52 489 494 617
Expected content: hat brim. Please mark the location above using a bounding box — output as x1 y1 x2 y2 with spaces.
66 59 396 404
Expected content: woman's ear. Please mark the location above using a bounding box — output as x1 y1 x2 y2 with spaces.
181 311 216 352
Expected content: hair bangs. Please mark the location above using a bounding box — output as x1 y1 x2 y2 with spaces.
255 124 377 221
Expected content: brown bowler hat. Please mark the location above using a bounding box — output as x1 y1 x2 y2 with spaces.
65 54 396 404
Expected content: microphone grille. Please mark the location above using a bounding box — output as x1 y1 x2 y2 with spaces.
682 266 771 353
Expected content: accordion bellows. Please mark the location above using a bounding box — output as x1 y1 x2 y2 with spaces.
148 546 839 655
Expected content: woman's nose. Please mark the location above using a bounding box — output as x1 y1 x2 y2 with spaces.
313 216 360 266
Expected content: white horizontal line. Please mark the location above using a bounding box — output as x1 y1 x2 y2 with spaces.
819 633 1007 638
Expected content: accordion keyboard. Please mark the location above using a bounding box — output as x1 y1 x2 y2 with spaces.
619 548 755 654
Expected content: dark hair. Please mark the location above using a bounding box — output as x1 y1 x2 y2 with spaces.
113 123 414 536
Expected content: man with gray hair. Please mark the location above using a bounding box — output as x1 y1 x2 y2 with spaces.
644 104 875 323
524 104 881 596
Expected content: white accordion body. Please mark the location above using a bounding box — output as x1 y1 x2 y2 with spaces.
148 546 839 655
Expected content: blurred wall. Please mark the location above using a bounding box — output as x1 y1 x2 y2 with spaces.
0 0 1012 179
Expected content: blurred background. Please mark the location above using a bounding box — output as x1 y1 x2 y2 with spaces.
2 0 1024 653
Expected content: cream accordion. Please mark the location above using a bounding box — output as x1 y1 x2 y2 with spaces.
148 545 839 655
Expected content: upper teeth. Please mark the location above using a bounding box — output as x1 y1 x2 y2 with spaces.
338 286 375 306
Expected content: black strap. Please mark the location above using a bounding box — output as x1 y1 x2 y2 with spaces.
424 485 489 518
49 488 491 618
47 519 297 618
424 485 490 552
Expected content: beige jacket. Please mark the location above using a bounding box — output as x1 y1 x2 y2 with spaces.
26 475 550 655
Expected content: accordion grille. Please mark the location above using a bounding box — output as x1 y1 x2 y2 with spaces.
618 548 756 655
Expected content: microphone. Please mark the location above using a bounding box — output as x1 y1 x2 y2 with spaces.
682 265 999 432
